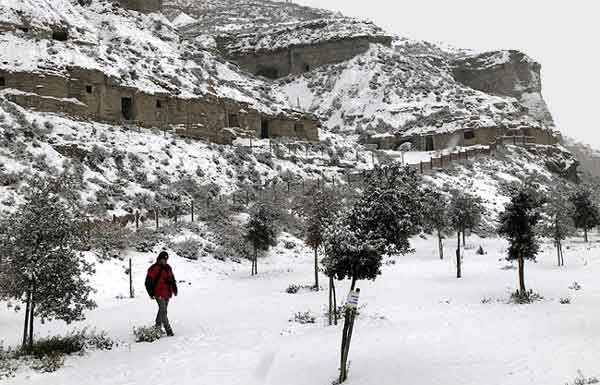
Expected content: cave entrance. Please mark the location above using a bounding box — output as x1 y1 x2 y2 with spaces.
121 97 134 121
256 66 279 79
425 136 434 151
260 119 270 139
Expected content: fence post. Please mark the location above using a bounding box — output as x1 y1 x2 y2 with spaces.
135 210 139 230
191 200 194 222
129 258 134 299
287 181 290 193
155 209 159 230
269 139 272 154
420 161 423 174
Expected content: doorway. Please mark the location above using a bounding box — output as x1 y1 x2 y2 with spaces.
260 119 269 139
425 136 434 151
121 97 134 121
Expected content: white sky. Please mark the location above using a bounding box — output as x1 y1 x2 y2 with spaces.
296 0 600 149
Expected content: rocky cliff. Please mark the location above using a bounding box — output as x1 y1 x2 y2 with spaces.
452 50 555 128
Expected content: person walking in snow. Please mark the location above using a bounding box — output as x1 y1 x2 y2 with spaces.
145 251 178 336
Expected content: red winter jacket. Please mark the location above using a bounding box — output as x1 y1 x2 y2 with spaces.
146 263 178 299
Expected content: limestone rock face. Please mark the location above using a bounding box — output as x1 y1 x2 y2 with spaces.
452 50 555 127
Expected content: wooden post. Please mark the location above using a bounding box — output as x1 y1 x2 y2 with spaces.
129 258 134 298
287 181 290 193
420 161 423 174
430 157 433 169
135 210 139 230
155 209 159 230
269 139 272 154
191 200 194 222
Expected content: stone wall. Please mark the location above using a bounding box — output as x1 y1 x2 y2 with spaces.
223 37 392 79
118 0 163 14
0 68 320 144
367 126 557 151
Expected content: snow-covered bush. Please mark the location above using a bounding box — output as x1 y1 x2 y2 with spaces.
569 282 582 291
0 344 18 379
290 311 316 324
509 290 543 304
171 237 202 260
31 352 64 373
560 297 571 304
567 371 599 385
133 326 162 343
0 329 114 376
130 228 163 253
87 222 131 260
286 284 301 294
255 152 274 168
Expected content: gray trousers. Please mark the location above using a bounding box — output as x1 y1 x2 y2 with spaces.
155 298 173 334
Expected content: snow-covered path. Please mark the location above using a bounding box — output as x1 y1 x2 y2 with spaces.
2 235 600 385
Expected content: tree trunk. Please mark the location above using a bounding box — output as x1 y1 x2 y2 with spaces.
559 243 564 267
584 227 588 243
339 307 351 383
28 284 35 349
129 258 134 298
314 247 319 290
350 277 357 291
456 231 461 278
22 289 31 348
333 279 338 325
340 306 357 383
556 240 561 266
437 229 443 260
518 256 526 296
328 277 333 326
462 230 466 248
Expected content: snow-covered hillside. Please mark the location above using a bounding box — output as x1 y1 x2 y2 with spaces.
0 0 297 115
165 0 336 33
280 40 553 139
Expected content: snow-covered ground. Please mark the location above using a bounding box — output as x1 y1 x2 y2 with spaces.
1 232 599 385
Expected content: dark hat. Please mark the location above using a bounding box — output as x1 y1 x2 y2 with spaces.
157 251 169 261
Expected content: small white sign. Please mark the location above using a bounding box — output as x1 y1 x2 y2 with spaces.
347 290 360 308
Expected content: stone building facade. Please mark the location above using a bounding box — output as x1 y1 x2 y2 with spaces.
218 36 392 79
118 0 163 14
0 68 320 144
367 126 558 152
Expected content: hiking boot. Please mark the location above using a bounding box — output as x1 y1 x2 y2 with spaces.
166 331 174 337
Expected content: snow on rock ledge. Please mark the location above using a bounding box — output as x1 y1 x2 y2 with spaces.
452 50 555 128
